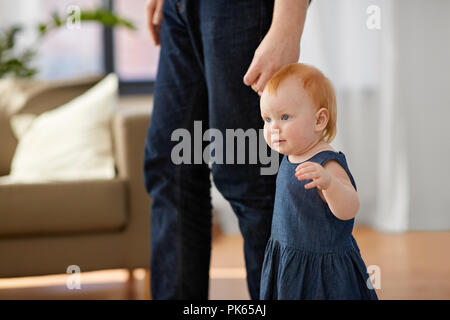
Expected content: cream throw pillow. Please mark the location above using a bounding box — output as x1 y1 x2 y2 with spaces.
3 74 118 183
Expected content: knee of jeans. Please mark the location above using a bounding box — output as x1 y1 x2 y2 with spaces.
143 156 174 196
212 164 276 208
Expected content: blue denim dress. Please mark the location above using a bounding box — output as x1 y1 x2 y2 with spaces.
260 150 379 300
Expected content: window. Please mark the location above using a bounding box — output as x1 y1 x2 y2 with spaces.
4 0 158 94
103 0 159 94
39 0 104 80
113 0 160 81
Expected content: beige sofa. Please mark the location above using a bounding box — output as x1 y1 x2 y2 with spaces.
0 76 152 289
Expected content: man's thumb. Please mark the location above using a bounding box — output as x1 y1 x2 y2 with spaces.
243 63 259 86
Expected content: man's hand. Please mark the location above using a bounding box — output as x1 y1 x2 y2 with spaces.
243 28 301 96
146 0 164 46
243 0 308 96
295 162 332 190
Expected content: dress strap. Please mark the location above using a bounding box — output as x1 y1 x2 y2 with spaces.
318 151 357 191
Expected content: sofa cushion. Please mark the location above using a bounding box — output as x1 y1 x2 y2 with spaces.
0 178 128 237
5 73 118 183
0 75 104 176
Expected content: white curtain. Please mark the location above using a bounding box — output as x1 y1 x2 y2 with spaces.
301 0 450 232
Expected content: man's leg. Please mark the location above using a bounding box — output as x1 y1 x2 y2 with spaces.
143 0 212 299
199 0 279 299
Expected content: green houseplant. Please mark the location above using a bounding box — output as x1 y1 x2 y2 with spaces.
0 7 135 78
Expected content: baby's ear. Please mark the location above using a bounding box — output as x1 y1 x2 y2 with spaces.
315 108 329 130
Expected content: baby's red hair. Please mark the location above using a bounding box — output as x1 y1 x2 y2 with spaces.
265 63 337 143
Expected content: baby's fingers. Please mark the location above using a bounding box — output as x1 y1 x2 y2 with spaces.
295 171 319 181
295 166 316 177
295 161 314 170
295 161 320 173
304 180 318 189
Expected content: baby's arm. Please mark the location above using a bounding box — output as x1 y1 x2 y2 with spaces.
295 160 360 221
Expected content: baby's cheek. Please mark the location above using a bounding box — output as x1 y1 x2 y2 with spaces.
264 125 272 147
263 127 271 145
283 126 297 141
285 126 307 147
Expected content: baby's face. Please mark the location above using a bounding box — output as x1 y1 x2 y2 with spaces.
260 76 319 156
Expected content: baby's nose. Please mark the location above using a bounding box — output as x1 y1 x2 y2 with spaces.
271 128 281 137
271 121 281 129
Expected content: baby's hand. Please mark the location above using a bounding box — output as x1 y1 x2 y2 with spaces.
295 161 332 190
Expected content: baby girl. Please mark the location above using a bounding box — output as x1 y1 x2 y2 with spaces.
259 62 378 300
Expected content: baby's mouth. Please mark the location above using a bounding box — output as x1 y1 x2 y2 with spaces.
272 139 286 144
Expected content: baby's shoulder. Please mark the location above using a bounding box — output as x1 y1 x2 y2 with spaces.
322 156 354 189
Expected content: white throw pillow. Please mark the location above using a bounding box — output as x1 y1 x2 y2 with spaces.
4 73 118 183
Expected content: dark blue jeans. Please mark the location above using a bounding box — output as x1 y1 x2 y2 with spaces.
143 0 278 300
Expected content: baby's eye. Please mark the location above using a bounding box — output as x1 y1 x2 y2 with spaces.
281 114 290 120
264 117 271 123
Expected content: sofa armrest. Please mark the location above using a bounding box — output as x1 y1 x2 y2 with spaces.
112 107 152 258
113 107 151 182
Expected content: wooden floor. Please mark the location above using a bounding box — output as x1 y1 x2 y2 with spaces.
0 225 449 300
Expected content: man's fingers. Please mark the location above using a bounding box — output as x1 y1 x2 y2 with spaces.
253 70 272 93
153 26 161 46
251 74 261 93
146 1 157 43
153 1 164 45
243 59 261 86
153 0 163 25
